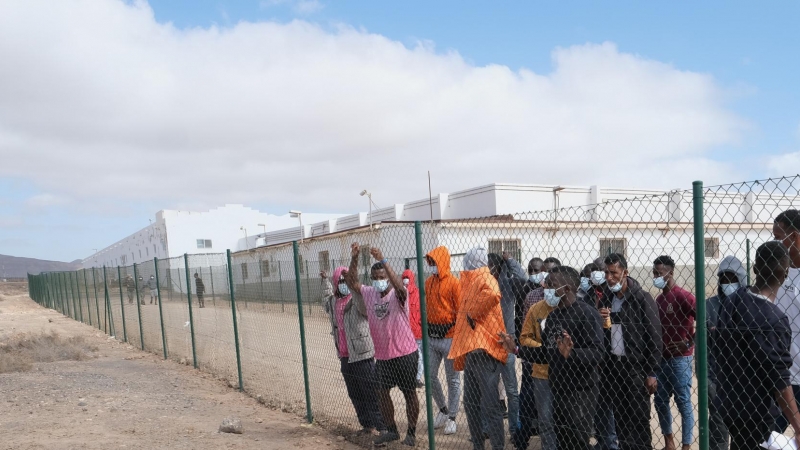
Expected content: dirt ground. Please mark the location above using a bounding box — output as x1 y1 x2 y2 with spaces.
0 282 364 450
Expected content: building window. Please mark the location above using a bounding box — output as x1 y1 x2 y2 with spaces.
121 255 127 265
260 260 270 277
241 262 249 280
487 239 521 262
319 251 331 273
197 239 213 249
599 238 627 259
704 237 720 258
146 247 149 257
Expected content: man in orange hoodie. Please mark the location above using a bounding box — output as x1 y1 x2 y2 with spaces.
424 246 462 434
449 247 508 450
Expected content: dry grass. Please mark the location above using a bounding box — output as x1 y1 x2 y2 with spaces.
0 281 29 297
0 332 98 373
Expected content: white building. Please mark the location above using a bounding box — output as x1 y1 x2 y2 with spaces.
83 204 345 268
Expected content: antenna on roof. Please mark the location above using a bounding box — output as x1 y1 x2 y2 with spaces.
428 171 434 225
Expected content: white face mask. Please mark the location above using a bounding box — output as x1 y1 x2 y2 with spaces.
610 282 623 293
372 279 390 292
403 279 410 286
530 272 547 285
580 277 591 292
591 271 606 286
543 288 561 307
338 283 350 296
653 276 667 289
721 283 739 297
430 266 438 275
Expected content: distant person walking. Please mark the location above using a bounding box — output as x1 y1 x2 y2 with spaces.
194 273 205 308
147 275 158 305
123 275 135 304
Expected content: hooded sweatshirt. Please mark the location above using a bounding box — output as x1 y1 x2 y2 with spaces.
403 269 422 340
707 256 747 383
424 246 461 338
449 247 508 370
489 255 528 338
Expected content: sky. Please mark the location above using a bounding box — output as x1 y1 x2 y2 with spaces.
1 0 799 262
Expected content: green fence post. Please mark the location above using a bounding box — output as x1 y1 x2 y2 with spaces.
117 266 128 343
154 257 168 359
292 241 313 423
415 222 436 450
305 259 311 315
226 250 244 391
184 254 198 369
259 256 265 306
209 265 216 307
81 270 92 326
72 272 84 323
278 260 285 313
92 269 101 331
692 181 709 450
102 266 116 337
64 272 75 319
133 264 145 351
59 273 70 318
746 238 751 285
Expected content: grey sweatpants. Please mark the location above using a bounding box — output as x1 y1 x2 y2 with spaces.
464 350 505 450
427 337 462 418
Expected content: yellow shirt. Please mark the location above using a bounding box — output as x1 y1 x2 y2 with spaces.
519 300 556 380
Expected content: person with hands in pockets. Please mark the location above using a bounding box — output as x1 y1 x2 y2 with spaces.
344 243 420 447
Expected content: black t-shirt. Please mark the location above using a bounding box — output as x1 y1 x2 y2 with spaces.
519 300 604 392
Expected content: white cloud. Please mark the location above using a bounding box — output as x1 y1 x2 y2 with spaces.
25 193 70 209
0 0 750 215
260 0 323 14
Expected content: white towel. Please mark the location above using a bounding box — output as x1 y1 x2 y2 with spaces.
761 431 798 450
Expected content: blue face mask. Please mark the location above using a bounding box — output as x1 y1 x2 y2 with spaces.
591 271 606 286
610 282 623 293
372 279 390 292
543 288 561 307
430 266 438 275
721 283 739 297
580 277 591 292
653 276 667 289
530 272 547 285
338 283 350 296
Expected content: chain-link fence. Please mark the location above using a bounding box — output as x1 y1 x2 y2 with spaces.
27 176 800 450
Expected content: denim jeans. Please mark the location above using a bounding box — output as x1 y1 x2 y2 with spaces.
500 353 520 435
655 356 695 445
514 364 538 450
594 396 619 450
427 337 462 417
464 350 505 450
533 377 557 450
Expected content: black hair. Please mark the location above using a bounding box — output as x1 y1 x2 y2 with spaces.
604 253 628 270
592 257 606 270
583 263 599 276
543 257 562 266
653 255 675 269
754 240 789 284
370 262 385 273
549 266 581 292
775 209 800 232
487 253 504 270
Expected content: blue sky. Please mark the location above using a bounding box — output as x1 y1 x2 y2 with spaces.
1 0 799 262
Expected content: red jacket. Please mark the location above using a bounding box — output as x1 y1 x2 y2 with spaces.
403 269 422 340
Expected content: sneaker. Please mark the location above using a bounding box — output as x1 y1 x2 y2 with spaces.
402 434 416 447
374 431 399 446
443 419 457 435
433 412 448 429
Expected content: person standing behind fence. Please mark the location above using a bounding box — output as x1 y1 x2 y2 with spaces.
123 275 135 304
714 241 800 449
324 266 386 436
772 209 800 434
651 255 695 450
488 252 527 437
705 256 744 450
194 273 205 308
599 253 661 450
320 271 334 304
345 243 420 447
503 265 605 449
147 275 158 305
424 246 462 435
449 247 507 450
402 269 425 389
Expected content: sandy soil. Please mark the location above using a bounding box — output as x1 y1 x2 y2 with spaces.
0 282 363 450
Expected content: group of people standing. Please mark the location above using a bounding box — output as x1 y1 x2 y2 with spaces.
120 272 206 308
321 208 800 450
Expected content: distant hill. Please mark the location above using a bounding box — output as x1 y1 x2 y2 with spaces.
0 254 82 278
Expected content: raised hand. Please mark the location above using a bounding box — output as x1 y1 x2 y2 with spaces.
350 242 360 258
370 247 384 262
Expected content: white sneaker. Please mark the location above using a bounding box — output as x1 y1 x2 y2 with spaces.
443 419 457 435
433 412 448 429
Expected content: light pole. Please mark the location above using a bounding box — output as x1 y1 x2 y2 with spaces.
360 190 380 229
258 223 267 246
289 211 303 243
240 226 249 250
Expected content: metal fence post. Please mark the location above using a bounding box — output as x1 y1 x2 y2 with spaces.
72 272 84 323
154 257 168 359
184 254 198 369
746 238 751 285
292 241 313 423
134 264 145 351
209 265 216 307
305 259 311 315
226 250 244 391
59 273 70 318
692 181 709 450
102 266 115 337
82 270 92 326
92 269 101 331
117 266 128 343
415 222 436 450
278 260 285 312
64 272 74 319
